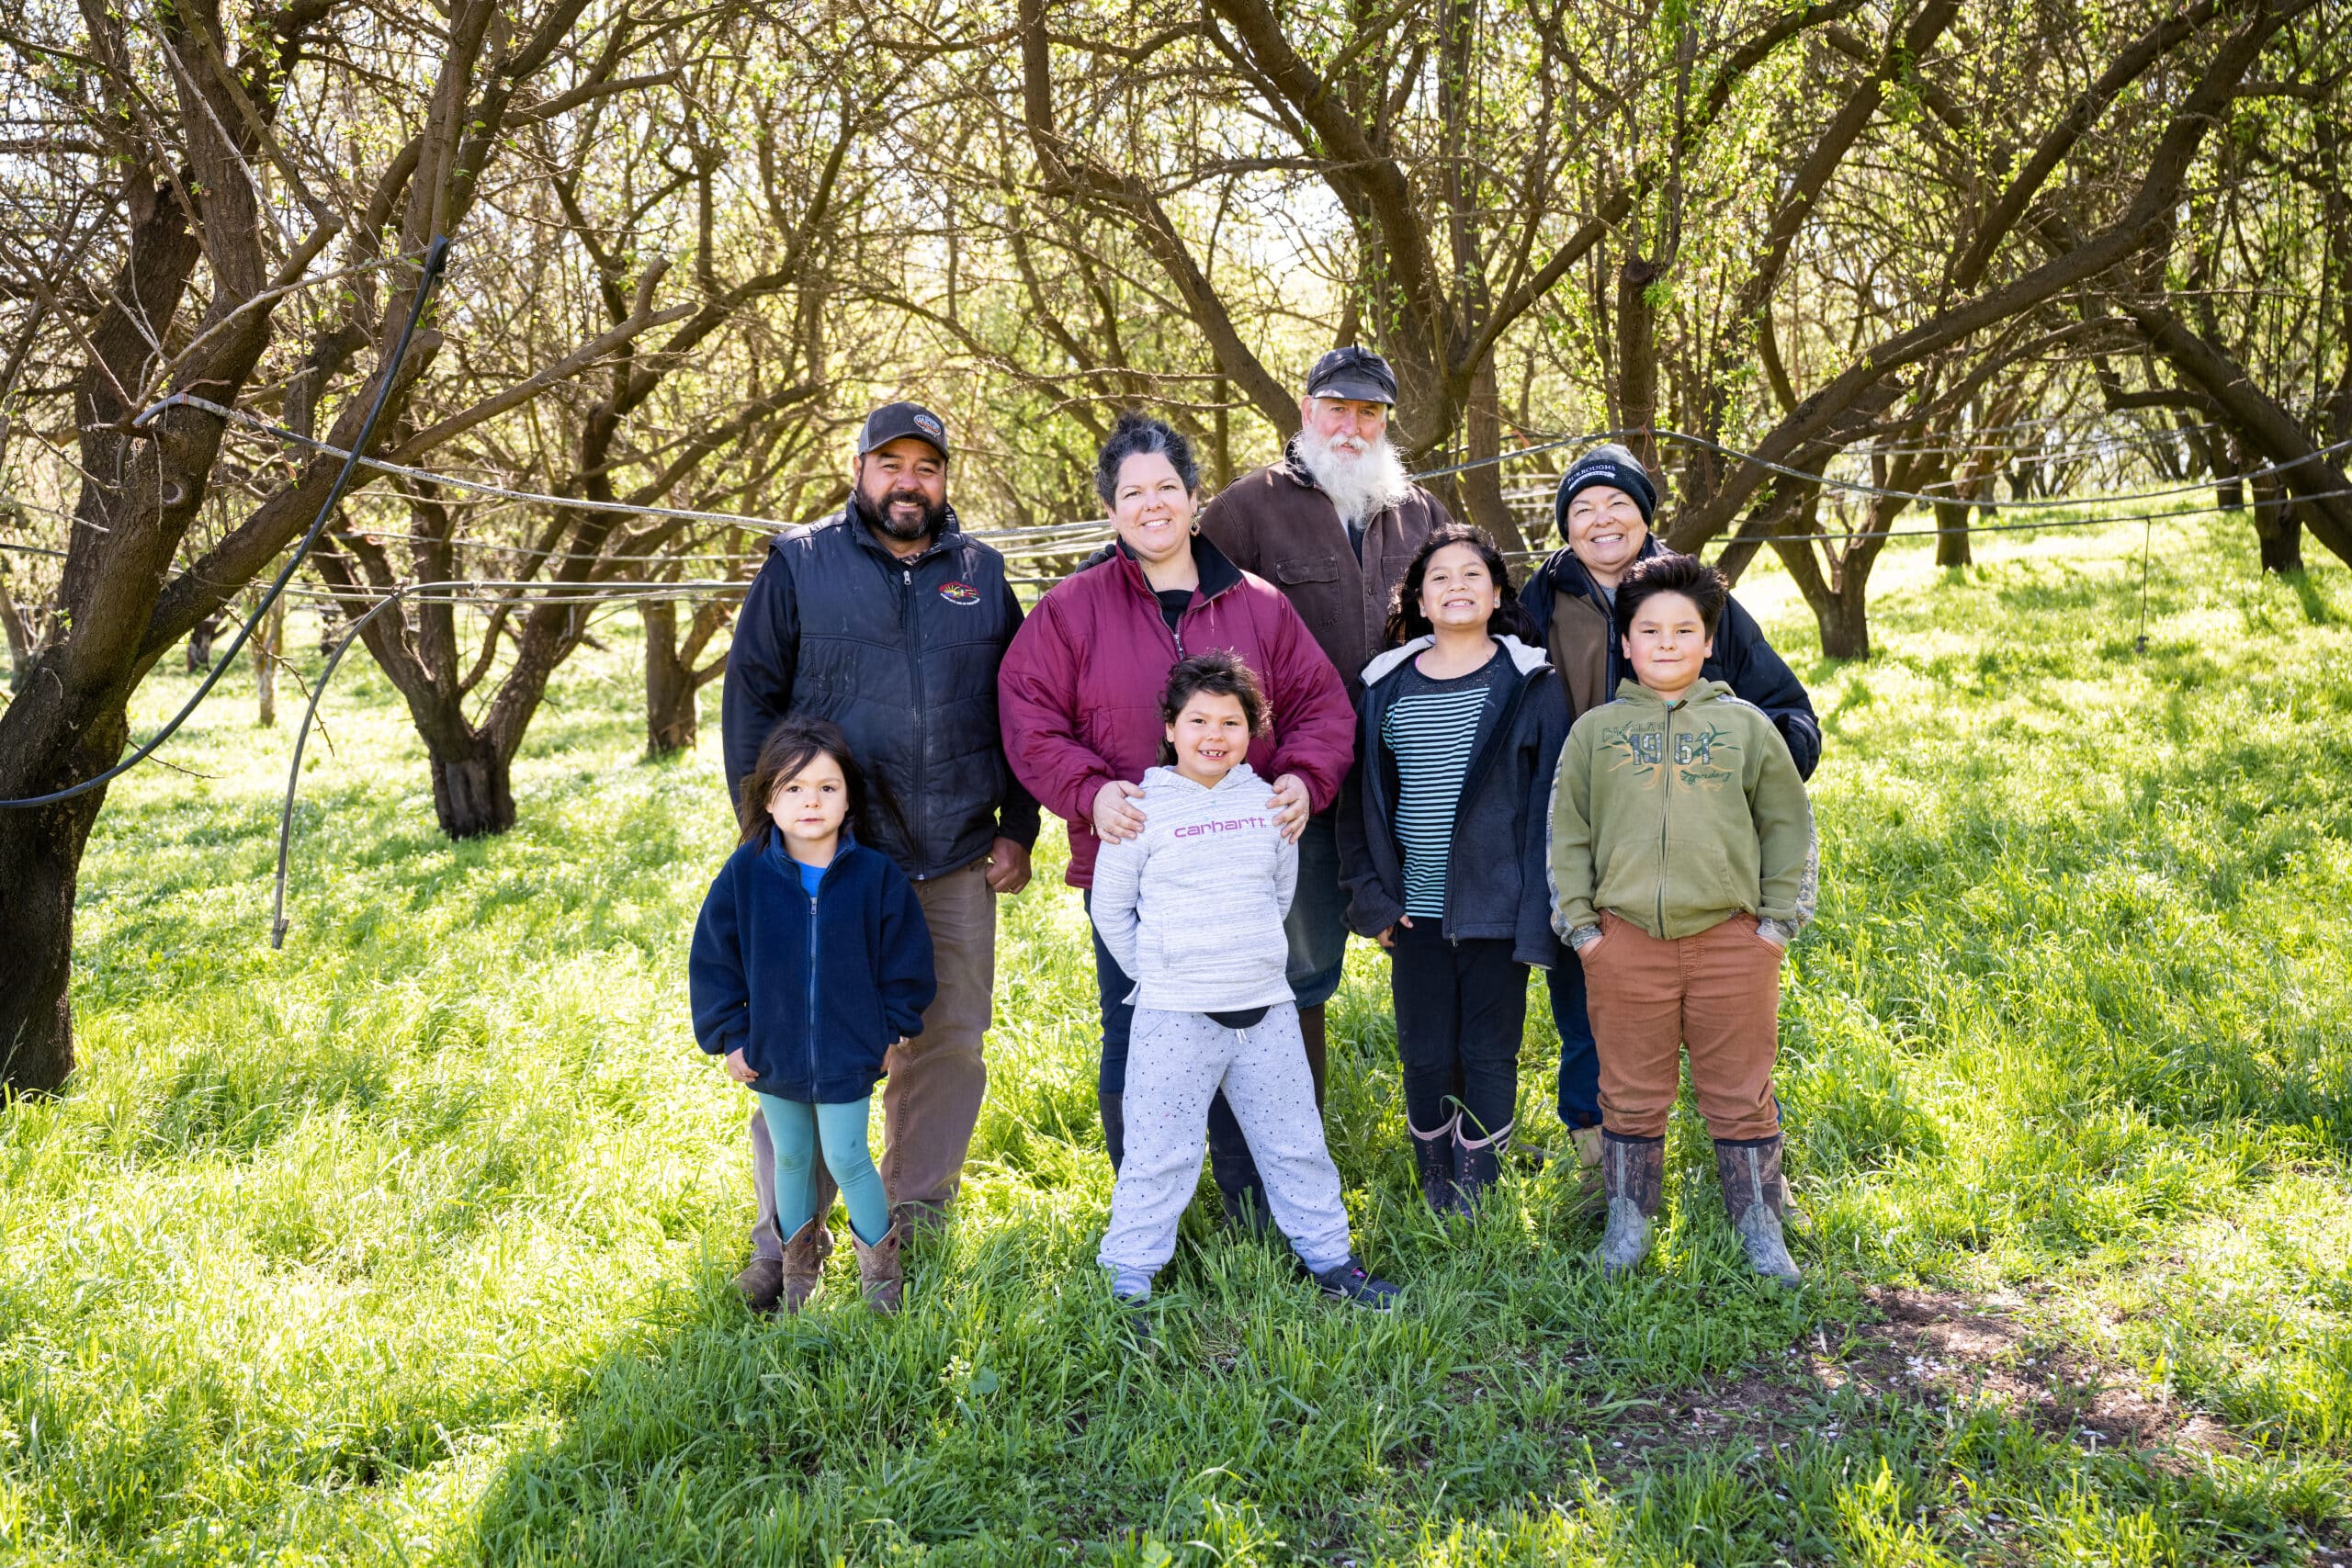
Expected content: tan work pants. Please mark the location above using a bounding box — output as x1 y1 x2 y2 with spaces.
1581 910 1783 1144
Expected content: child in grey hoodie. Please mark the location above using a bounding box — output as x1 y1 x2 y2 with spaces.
1091 652 1399 1308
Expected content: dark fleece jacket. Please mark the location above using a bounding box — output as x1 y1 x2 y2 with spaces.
1519 536 1823 780
1338 635 1571 968
689 830 936 1104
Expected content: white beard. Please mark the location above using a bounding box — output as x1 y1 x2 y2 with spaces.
1295 429 1413 526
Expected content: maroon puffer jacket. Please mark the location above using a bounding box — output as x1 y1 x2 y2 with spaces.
998 536 1356 887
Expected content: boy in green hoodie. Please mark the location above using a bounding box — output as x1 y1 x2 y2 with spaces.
1547 552 1816 1283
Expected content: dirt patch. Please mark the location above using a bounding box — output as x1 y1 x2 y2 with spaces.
1563 1284 2244 1481
1824 1285 2242 1459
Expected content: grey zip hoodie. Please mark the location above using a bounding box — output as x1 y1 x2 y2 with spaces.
1089 762 1299 1012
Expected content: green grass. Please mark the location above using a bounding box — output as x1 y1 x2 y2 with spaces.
4 510 2349 1564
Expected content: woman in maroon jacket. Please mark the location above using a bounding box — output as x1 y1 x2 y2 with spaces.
999 412 1355 1224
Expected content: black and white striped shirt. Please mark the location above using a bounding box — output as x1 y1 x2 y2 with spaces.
1380 649 1508 919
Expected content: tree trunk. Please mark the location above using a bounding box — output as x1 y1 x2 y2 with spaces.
1452 356 1526 554
187 615 220 673
0 568 32 693
643 597 697 756
429 732 516 839
1812 586 1871 659
1934 498 1973 567
0 698 119 1095
1615 256 1663 475
2249 472 2304 574
1770 491 1890 660
251 598 283 727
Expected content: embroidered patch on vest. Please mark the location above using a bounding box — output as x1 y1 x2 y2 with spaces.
937 581 979 605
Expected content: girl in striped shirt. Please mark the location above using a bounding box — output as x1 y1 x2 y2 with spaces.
1340 527 1571 1214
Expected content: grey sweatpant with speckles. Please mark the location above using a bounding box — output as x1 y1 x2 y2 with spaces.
1097 1003 1354 1281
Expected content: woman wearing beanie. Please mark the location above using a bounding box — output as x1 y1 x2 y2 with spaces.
1517 444 1823 1208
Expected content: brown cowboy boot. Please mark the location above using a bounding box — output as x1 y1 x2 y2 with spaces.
777 1218 831 1314
851 1215 907 1314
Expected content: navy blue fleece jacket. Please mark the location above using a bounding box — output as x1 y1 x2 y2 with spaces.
689 830 936 1103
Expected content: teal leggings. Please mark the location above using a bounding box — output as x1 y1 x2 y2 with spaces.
758 1094 889 1247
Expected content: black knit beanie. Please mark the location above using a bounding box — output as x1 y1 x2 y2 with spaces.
1554 443 1658 537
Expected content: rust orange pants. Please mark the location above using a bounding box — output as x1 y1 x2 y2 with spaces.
1581 910 1783 1143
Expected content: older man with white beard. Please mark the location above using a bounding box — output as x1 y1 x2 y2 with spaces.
1198 346 1452 1132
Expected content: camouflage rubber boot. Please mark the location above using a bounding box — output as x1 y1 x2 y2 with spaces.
1597 1133 1665 1279
1714 1136 1802 1286
777 1217 831 1314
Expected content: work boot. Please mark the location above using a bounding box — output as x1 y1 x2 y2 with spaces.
1297 1002 1329 1108
891 1201 949 1247
851 1215 907 1314
1453 1118 1513 1213
1715 1137 1801 1285
1597 1132 1665 1279
1570 1123 1607 1212
734 1255 784 1314
777 1217 831 1314
1408 1113 1458 1216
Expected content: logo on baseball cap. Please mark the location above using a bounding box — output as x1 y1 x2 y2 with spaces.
858 401 950 461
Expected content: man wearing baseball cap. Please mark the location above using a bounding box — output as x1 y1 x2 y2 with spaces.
1196 346 1452 1184
1521 441 1821 1202
718 401 1038 1310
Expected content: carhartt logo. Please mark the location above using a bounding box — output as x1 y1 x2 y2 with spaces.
938 581 979 605
1172 816 1269 838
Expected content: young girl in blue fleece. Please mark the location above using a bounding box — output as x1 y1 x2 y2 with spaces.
691 716 935 1315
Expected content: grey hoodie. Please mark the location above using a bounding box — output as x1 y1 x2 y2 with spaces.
1089 762 1299 1012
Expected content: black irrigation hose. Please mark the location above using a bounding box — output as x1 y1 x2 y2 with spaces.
0 234 450 810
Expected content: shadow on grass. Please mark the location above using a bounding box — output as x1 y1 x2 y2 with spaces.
467 1213 2340 1565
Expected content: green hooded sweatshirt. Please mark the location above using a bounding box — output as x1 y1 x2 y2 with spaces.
1548 679 1816 942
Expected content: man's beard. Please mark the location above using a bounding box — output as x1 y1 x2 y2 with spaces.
854 484 947 542
1295 428 1412 525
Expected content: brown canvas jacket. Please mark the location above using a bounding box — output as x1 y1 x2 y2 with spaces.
1198 439 1453 697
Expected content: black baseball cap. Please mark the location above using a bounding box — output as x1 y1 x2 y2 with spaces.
857 401 950 460
1304 345 1398 406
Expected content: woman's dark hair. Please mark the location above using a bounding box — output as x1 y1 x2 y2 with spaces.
1094 411 1201 509
1156 649 1269 764
1612 551 1729 639
1382 524 1541 648
736 716 904 847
